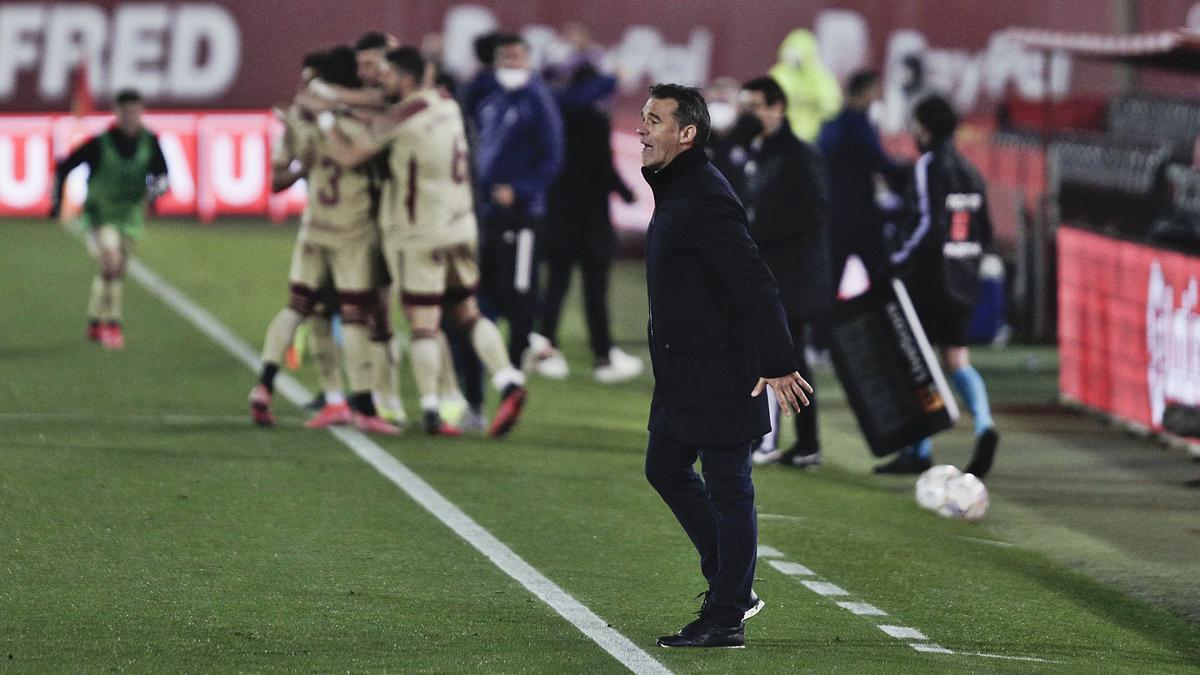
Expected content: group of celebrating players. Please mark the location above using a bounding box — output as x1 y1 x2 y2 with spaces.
248 33 530 438
50 30 585 441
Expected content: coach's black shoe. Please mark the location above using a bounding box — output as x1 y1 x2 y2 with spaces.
874 453 931 475
696 590 764 622
657 618 745 648
743 590 766 621
965 428 999 478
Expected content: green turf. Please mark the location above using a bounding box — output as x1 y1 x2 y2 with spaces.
2 219 1198 673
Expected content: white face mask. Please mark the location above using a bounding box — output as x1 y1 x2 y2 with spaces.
868 100 885 127
708 101 737 133
496 67 531 90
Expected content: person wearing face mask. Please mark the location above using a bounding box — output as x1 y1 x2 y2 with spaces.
767 29 842 142
875 94 999 478
702 76 743 182
722 77 833 469
471 33 565 368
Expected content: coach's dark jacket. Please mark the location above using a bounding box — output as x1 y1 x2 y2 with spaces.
643 147 798 447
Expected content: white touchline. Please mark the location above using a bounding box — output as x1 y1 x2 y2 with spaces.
125 257 672 675
801 580 849 596
767 560 815 576
911 643 954 654
879 625 927 640
758 513 805 522
758 543 1061 664
756 544 784 558
967 652 1057 663
954 535 1017 548
837 602 887 616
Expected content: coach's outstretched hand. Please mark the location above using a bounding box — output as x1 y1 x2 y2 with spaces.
751 372 813 416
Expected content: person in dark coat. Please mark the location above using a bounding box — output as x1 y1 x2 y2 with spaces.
638 83 812 649
722 76 833 468
533 58 643 383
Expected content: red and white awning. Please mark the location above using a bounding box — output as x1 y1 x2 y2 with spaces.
1004 28 1200 73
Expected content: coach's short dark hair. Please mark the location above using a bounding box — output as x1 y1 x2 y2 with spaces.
846 69 879 97
648 83 710 147
321 45 362 88
114 89 142 105
741 76 787 108
386 46 426 81
355 31 389 52
913 94 958 141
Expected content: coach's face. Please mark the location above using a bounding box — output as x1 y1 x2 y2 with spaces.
638 97 695 171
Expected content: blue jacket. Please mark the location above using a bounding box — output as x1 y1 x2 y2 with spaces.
471 74 565 220
816 107 900 240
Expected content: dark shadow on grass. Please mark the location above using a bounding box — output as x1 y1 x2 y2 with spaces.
1019 553 1200 665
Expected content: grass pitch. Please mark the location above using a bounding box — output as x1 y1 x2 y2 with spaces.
1 218 1198 673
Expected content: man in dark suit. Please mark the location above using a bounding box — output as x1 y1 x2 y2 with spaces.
638 83 813 649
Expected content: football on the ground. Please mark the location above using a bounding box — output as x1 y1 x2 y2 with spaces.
937 473 990 521
915 464 962 511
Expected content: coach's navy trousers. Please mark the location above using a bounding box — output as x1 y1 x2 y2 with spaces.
645 432 756 626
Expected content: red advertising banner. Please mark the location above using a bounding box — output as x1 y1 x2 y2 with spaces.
0 111 652 228
195 113 273 220
1058 226 1200 441
0 116 54 216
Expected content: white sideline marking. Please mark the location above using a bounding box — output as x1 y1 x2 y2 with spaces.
767 560 815 576
954 535 1017 548
758 513 804 522
967 652 1057 663
756 544 784 558
801 580 849 596
837 601 887 616
910 643 954 654
762 543 1061 664
879 625 927 640
125 257 671 675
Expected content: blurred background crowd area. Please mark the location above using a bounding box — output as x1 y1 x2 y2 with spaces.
4 2 1200 401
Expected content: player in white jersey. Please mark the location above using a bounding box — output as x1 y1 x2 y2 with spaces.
304 31 472 427
249 46 401 436
326 47 528 437
268 50 351 420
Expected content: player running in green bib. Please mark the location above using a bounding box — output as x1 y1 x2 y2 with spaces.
51 89 169 350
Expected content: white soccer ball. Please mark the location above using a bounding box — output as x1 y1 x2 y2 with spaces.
936 473 989 521
915 464 962 511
